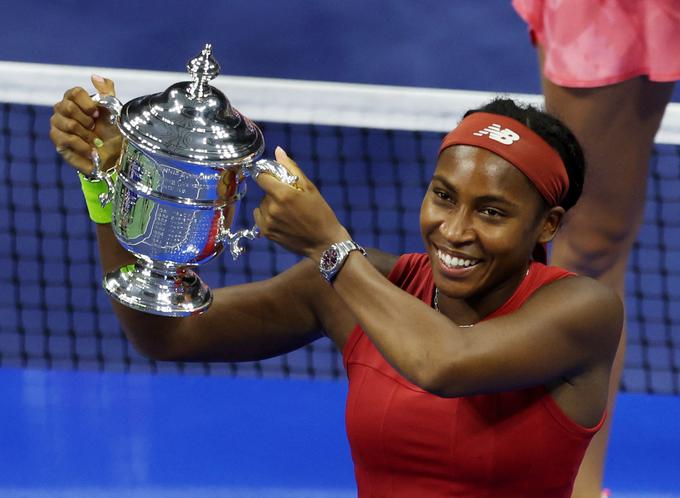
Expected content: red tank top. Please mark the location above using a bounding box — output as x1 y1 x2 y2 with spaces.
343 253 605 497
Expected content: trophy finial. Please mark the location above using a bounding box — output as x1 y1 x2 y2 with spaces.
187 43 221 99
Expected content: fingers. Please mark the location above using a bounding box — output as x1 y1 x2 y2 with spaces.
274 146 312 189
254 166 289 195
253 205 279 243
50 111 98 149
49 100 99 174
56 147 96 175
50 76 119 173
91 74 116 97
254 146 313 197
252 207 265 233
50 123 97 175
252 190 288 238
49 125 95 157
52 74 116 132
55 87 98 130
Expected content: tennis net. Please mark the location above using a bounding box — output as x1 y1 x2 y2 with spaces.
1 61 679 393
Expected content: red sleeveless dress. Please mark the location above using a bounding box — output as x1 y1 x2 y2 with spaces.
343 253 605 497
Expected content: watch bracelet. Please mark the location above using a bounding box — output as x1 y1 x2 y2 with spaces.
319 239 366 283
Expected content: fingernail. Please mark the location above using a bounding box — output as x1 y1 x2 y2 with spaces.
92 109 99 119
92 74 105 83
94 138 104 148
275 146 288 157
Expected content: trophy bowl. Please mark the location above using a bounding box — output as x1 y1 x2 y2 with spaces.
88 44 297 317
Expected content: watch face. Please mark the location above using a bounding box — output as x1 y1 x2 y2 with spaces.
320 247 340 272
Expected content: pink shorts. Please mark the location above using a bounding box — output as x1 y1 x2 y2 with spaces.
512 0 680 88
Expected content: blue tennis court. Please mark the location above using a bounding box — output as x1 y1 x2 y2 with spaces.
2 368 680 497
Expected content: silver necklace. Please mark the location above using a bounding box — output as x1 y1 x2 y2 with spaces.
433 287 475 328
433 266 530 328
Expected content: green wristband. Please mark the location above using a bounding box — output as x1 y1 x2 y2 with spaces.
79 171 117 224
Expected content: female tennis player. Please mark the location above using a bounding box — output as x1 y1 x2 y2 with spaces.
512 3 679 496
49 76 622 497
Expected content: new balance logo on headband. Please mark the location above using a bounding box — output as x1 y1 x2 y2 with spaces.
473 124 520 145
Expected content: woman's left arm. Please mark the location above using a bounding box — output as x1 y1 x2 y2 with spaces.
332 255 623 396
254 149 623 396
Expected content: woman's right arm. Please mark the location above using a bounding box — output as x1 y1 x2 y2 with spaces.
98 217 327 363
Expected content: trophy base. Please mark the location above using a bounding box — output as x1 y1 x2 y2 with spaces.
103 261 212 317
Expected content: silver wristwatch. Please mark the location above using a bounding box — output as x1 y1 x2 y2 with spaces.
319 240 367 283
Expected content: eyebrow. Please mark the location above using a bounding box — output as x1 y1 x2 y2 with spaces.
431 174 521 209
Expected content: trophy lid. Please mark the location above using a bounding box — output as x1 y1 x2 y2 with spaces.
117 44 264 165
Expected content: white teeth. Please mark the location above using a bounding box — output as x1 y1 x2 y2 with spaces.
437 250 477 269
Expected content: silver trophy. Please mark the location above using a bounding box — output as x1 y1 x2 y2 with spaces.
88 44 298 317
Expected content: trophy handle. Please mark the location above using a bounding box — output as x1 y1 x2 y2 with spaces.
90 151 117 207
91 93 123 124
86 93 124 206
224 158 300 259
243 158 299 187
223 225 260 260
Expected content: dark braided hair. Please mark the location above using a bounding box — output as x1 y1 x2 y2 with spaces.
464 98 586 212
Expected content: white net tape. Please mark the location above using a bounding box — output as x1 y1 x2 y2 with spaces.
2 60 679 143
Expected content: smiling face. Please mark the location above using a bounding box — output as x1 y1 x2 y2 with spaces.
420 145 561 308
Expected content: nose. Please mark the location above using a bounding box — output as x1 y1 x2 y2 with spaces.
439 206 475 244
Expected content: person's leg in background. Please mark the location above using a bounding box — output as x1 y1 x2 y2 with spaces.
539 48 675 497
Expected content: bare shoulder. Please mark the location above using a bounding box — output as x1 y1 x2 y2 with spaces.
527 275 624 352
538 275 622 317
366 249 399 277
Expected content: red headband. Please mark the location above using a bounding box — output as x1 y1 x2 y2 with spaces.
438 112 569 206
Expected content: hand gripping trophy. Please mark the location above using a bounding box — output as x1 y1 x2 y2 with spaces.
88 44 298 317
